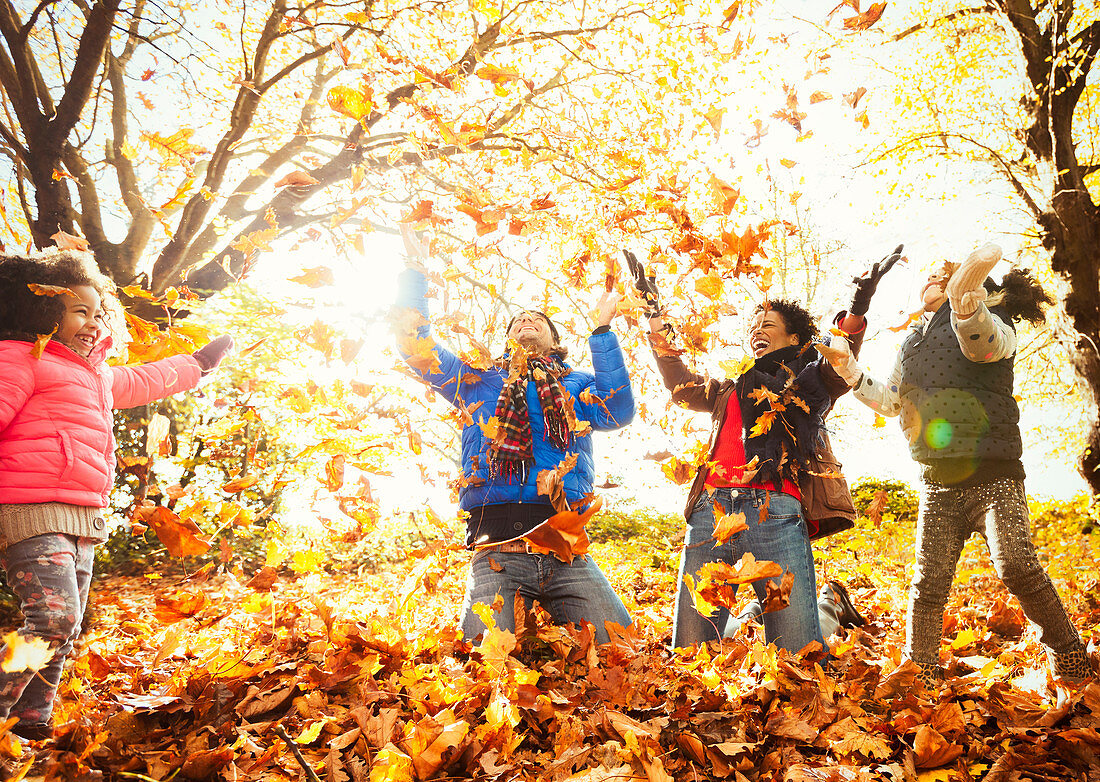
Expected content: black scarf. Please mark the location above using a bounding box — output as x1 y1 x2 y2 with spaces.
734 344 826 487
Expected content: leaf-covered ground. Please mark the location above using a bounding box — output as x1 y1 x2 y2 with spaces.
4 510 1099 781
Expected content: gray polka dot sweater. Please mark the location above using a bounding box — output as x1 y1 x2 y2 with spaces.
854 301 1024 485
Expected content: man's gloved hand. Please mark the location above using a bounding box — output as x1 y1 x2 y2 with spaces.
850 243 904 317
193 335 234 375
624 249 661 317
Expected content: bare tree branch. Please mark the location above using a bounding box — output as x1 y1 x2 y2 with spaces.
890 6 994 43
871 131 1042 217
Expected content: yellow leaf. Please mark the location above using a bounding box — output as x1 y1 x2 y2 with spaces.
298 720 326 744
478 416 500 440
265 540 288 569
141 128 207 165
694 272 724 300
718 356 755 378
950 628 979 650
1 631 52 673
291 550 324 574
749 410 776 438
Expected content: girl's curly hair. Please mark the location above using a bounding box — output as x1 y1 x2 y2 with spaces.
757 299 819 347
984 268 1053 325
0 251 127 348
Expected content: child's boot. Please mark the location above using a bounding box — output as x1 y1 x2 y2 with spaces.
916 662 942 690
1049 645 1093 682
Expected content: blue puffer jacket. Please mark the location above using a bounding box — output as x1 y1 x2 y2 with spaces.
396 269 634 511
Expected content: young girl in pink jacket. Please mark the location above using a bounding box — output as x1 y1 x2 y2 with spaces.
0 251 232 743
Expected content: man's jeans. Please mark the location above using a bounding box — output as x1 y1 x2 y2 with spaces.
460 550 631 643
672 487 824 653
0 534 95 732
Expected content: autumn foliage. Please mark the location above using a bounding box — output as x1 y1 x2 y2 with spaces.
1 501 1096 781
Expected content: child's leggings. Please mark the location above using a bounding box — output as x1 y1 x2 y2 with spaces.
908 476 1083 666
0 534 94 732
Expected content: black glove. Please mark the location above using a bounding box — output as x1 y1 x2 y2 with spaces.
624 249 661 317
193 335 234 375
850 243 903 317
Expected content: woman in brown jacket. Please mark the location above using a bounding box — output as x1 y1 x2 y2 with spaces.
628 249 899 652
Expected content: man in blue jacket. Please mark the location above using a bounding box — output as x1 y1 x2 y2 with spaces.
394 227 635 643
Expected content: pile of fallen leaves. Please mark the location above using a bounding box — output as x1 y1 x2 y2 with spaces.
2 512 1099 781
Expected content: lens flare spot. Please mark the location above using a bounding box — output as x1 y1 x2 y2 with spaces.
925 419 953 450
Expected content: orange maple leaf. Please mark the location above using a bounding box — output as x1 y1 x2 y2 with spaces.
513 495 603 564
843 2 887 31
712 505 747 546
139 505 212 557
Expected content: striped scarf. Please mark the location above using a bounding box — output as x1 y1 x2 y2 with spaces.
489 354 572 478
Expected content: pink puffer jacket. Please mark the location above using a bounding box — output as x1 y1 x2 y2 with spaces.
0 339 203 507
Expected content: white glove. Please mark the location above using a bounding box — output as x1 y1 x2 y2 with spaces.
815 334 863 387
946 243 1002 318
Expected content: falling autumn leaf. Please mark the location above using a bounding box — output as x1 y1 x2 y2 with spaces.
51 229 90 251
712 506 748 545
222 474 260 493
536 454 578 514
139 505 213 557
0 631 53 673
288 266 336 287
273 170 319 188
843 2 887 31
27 283 77 297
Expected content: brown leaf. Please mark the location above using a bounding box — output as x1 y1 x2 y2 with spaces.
273 170 319 188
180 747 234 779
760 569 794 613
843 2 887 31
51 230 90 251
536 453 578 513
865 489 888 525
247 566 279 591
988 597 1024 638
873 659 920 699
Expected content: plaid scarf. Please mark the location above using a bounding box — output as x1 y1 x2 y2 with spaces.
489 354 573 478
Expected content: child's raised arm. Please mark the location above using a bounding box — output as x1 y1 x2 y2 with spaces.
110 336 232 409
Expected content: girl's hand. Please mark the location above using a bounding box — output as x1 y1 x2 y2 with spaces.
594 288 622 329
814 334 863 387
400 223 430 271
193 335 234 375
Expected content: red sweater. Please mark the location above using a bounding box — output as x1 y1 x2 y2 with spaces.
705 391 802 500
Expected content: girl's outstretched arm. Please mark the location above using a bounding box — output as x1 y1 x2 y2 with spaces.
110 354 203 409
851 352 903 417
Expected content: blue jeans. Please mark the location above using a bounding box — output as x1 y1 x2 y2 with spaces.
460 550 631 643
672 487 824 654
0 534 95 733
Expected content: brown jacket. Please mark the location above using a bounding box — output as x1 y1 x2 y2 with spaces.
651 316 864 541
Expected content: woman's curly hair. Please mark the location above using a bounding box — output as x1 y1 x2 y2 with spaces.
0 251 127 348
757 299 819 347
